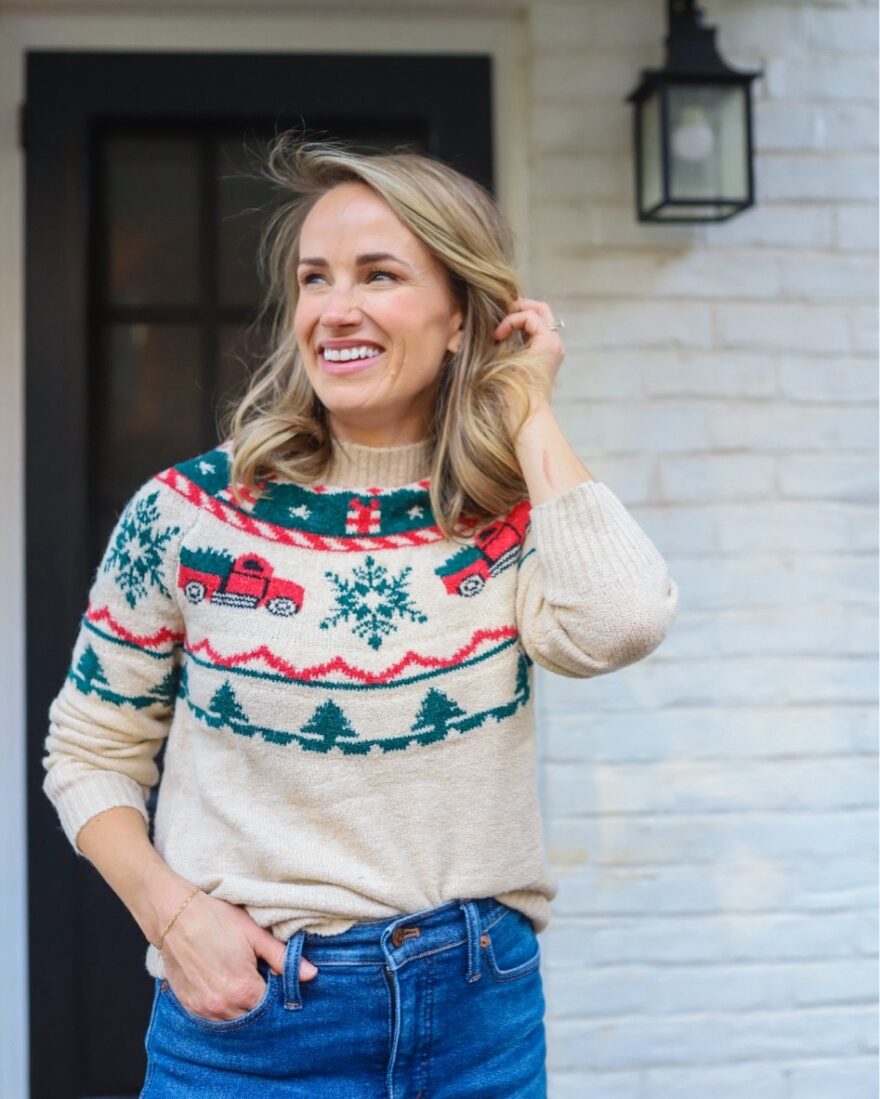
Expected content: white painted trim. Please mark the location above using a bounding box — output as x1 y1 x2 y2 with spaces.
0 10 528 1097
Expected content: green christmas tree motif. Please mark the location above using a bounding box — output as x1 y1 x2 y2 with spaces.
300 700 359 752
410 688 467 744
320 555 427 650
176 664 189 700
207 680 251 735
147 667 181 707
73 645 109 694
514 652 531 706
102 490 180 608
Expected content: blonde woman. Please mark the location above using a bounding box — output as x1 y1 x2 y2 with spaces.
44 138 679 1097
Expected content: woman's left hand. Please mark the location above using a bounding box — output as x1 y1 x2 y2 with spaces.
493 297 565 410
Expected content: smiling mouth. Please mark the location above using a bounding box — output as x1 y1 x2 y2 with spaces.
319 347 385 374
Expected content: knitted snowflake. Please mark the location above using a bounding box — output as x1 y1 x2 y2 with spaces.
101 490 180 608
320 555 427 650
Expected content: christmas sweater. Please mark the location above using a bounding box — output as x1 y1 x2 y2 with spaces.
43 435 679 979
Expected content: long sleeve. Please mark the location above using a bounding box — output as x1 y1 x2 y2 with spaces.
515 480 679 678
43 474 194 855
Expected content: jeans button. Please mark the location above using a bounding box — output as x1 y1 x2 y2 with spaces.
391 926 421 948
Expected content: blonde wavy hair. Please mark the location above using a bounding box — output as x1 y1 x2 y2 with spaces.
222 133 544 542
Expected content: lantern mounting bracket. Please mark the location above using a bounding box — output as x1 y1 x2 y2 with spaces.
665 0 731 76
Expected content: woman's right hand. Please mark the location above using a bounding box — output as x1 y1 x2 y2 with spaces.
158 888 318 1021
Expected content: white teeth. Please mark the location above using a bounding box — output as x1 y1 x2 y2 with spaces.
322 345 382 362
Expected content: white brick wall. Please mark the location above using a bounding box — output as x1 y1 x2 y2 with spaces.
0 2 874 1096
525 1 878 1096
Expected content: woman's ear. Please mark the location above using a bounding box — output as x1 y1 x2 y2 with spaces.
446 312 465 355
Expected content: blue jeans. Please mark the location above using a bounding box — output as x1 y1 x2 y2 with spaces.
139 896 547 1098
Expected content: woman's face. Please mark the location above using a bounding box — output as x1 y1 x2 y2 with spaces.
293 181 464 445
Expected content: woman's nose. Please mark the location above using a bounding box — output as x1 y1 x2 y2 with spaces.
320 284 362 327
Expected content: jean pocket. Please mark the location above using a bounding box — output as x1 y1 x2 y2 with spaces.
160 959 276 1033
483 907 541 983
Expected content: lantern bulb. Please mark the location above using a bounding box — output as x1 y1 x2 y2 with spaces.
672 107 715 162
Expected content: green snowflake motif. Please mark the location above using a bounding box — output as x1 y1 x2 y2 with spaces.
101 490 180 608
320 554 427 650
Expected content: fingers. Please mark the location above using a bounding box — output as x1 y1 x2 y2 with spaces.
257 926 289 976
494 310 550 341
511 296 554 322
256 925 318 980
494 297 561 342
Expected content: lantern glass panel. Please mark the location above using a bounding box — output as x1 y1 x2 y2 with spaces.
639 88 664 213
652 202 741 220
667 83 749 203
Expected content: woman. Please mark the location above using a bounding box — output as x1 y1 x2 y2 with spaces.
43 137 679 1097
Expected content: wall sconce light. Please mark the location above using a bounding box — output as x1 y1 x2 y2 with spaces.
625 0 762 223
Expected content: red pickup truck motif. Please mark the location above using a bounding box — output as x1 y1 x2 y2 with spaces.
178 547 304 617
435 500 531 597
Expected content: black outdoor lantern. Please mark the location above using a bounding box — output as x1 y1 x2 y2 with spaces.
625 0 762 223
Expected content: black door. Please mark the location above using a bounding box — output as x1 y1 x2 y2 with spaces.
25 50 493 1099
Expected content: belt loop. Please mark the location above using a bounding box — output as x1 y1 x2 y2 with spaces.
282 930 306 1011
459 899 482 983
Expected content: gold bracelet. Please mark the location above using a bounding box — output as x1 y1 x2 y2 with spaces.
154 885 201 952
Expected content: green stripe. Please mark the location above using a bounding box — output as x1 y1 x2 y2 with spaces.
517 548 536 569
175 447 436 536
82 616 180 659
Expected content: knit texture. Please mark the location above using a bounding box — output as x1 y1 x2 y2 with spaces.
43 435 680 979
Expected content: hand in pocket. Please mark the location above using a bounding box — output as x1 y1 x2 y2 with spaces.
160 890 318 1021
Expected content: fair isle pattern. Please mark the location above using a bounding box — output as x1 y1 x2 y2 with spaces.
178 546 306 618
101 490 180 607
63 640 532 755
320 555 427 650
156 464 457 553
68 644 179 709
83 604 184 655
44 434 680 982
184 629 520 690
82 600 520 688
182 651 532 755
345 496 382 535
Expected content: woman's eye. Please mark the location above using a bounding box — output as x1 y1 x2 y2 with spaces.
299 270 395 286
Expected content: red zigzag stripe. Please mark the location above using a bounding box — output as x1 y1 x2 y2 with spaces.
86 603 517 685
187 626 518 685
156 467 453 552
85 604 185 648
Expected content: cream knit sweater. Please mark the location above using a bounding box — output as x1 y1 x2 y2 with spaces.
43 435 679 979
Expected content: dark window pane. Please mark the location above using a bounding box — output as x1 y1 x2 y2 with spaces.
357 131 428 153
218 138 277 308
215 322 272 441
105 137 200 305
100 323 202 506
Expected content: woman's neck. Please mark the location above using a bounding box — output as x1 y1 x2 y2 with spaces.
324 434 433 488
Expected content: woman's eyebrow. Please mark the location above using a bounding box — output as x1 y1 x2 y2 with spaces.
297 252 413 270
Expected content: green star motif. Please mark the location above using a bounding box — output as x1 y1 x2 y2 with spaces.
320 555 427 650
101 490 180 608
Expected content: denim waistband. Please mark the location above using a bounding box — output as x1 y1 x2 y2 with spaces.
294 896 510 969
278 897 515 1011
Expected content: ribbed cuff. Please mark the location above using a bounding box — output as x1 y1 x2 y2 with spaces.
529 480 670 592
43 770 149 856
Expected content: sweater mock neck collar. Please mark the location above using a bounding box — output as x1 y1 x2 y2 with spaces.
324 435 433 489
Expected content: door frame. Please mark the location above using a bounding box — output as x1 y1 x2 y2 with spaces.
20 36 523 1099
2 15 528 1093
